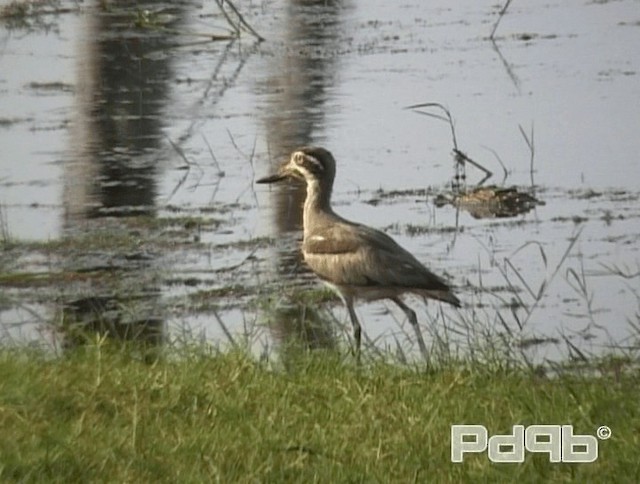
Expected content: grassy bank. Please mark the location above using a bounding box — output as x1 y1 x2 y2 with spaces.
0 344 638 483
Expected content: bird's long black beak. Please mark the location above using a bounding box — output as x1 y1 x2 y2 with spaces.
256 172 287 184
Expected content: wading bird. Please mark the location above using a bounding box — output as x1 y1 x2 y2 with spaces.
257 147 460 358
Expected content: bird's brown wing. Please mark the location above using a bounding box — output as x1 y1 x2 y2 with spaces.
303 222 452 293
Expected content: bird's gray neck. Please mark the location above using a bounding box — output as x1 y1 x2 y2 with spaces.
303 178 335 235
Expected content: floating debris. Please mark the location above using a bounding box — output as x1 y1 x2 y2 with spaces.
434 186 544 219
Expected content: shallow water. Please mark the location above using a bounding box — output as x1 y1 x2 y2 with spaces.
1 0 639 361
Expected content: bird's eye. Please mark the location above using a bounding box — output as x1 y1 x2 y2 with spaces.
293 152 305 165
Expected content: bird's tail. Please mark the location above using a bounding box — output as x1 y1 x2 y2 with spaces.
424 290 462 308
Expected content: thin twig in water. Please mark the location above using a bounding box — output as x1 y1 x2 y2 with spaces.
510 240 548 268
165 135 204 203
501 242 546 308
490 0 514 40
201 134 225 176
482 145 509 184
226 128 242 154
519 228 583 327
405 102 458 150
407 102 465 191
167 136 195 169
217 0 265 42
244 135 260 206
225 129 259 204
133 7 237 42
519 123 535 188
248 136 257 175
490 39 521 92
454 149 493 186
600 262 640 279
492 259 528 317
212 308 237 347
200 39 236 107
213 247 259 273
0 203 11 246
505 258 537 301
496 311 514 337
560 332 589 363
392 335 409 365
215 0 239 35
201 134 226 204
406 102 494 186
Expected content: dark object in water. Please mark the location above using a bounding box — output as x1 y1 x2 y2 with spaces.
434 186 544 219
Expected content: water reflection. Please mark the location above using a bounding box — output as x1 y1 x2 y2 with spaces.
60 2 182 348
260 0 351 350
264 0 346 159
62 295 163 351
65 2 178 220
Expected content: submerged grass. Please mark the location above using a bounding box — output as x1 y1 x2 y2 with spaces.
0 343 638 482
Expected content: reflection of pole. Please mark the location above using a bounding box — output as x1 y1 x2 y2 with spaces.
61 5 178 350
64 8 100 223
62 296 163 349
263 1 346 230
264 302 337 352
261 1 348 351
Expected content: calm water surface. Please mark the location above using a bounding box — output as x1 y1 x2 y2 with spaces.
1 0 639 361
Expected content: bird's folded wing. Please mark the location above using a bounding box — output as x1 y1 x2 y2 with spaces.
302 224 361 254
303 223 450 291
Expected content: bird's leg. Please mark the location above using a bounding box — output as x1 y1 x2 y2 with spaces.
344 296 362 362
391 297 428 361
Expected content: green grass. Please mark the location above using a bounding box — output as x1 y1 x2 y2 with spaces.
0 344 638 483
